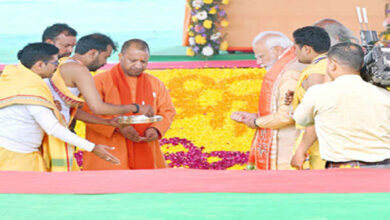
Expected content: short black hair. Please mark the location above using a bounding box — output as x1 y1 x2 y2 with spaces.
75 33 117 55
327 42 364 71
42 23 77 42
293 26 331 53
121 39 150 53
17 43 59 69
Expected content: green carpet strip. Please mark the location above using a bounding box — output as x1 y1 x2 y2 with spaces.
0 193 388 219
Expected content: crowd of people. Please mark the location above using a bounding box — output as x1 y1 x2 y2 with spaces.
0 24 175 171
231 19 390 170
0 19 389 172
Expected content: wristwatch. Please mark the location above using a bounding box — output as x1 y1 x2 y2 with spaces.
253 118 259 128
133 103 140 113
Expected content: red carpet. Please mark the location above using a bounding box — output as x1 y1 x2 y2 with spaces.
142 60 257 69
0 168 389 194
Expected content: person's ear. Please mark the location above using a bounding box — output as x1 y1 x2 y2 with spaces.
44 39 54 45
328 59 337 72
88 49 99 60
272 46 284 56
118 52 123 60
303 45 311 55
35 60 46 69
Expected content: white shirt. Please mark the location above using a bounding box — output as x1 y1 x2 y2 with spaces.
294 74 390 162
0 104 94 153
44 78 80 124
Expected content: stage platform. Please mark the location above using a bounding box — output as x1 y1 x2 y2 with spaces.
1 168 389 194
0 54 256 72
0 169 389 219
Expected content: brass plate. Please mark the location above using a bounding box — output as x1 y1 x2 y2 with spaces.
118 115 163 124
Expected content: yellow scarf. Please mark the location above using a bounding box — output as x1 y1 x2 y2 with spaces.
292 54 328 112
0 64 78 171
291 54 327 170
49 57 85 126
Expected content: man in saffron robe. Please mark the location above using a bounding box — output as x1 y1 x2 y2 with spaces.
82 39 176 170
231 31 305 170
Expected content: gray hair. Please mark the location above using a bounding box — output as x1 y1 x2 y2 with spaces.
314 19 359 46
252 31 293 49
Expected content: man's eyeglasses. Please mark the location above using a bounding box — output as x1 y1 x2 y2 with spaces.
46 60 59 66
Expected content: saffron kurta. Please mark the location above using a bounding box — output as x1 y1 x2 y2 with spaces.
82 64 176 170
251 47 306 170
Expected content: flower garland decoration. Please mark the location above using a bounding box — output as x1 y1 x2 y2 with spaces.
186 0 229 57
74 67 266 170
75 137 249 170
161 138 248 170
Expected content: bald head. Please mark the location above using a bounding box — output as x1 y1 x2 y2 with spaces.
314 18 358 46
121 39 150 54
252 31 292 70
119 39 150 77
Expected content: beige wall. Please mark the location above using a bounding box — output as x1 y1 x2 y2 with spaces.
221 0 388 49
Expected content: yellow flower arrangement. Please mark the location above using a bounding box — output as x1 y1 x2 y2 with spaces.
222 0 229 4
186 47 195 56
203 20 213 29
207 156 222 163
220 41 228 50
146 68 266 155
209 7 216 14
187 0 228 57
195 35 207 45
221 19 229 27
75 67 266 170
227 164 246 170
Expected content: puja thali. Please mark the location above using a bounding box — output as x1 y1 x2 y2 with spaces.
118 115 163 124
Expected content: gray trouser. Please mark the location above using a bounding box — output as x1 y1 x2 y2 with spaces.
360 163 390 169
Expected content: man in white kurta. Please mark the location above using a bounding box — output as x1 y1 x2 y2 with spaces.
291 42 390 169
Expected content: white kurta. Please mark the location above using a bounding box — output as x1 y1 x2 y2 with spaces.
294 75 390 162
0 104 94 153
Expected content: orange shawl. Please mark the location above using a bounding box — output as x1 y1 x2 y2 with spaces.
250 47 296 170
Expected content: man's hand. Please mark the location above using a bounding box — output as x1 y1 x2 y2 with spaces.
106 117 120 128
143 127 159 142
138 104 154 117
284 90 294 105
92 144 120 165
242 114 257 129
54 100 62 111
290 148 307 170
119 125 145 142
231 112 256 123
